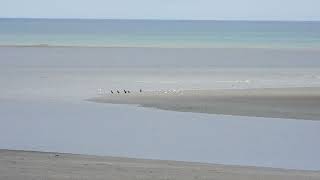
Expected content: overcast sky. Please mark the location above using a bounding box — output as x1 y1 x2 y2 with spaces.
1 0 320 21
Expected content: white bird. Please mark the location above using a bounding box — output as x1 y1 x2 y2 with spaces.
97 88 103 95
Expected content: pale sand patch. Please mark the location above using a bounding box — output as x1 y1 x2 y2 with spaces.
0 150 319 180
89 87 320 120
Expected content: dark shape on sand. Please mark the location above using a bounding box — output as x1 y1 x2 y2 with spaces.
124 90 127 93
117 90 120 94
111 90 114 94
140 89 142 93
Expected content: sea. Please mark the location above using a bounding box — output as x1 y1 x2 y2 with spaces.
0 18 320 171
0 18 320 48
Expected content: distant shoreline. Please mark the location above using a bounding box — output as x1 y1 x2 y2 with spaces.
1 44 320 51
90 87 320 121
1 17 320 22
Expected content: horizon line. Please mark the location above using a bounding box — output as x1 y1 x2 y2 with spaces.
1 17 320 23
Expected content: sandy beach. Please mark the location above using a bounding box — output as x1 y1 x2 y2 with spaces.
90 87 320 120
1 149 319 180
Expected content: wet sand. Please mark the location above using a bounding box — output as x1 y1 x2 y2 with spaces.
90 87 320 120
1 149 319 180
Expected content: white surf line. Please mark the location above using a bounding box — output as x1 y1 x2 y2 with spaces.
159 81 178 84
135 80 178 84
215 80 251 83
135 81 152 83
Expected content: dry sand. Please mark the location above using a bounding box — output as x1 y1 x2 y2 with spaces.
1 149 319 180
90 87 320 120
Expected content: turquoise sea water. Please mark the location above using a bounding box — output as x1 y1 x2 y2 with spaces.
0 18 320 48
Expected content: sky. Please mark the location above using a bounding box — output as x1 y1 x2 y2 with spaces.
1 0 320 21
